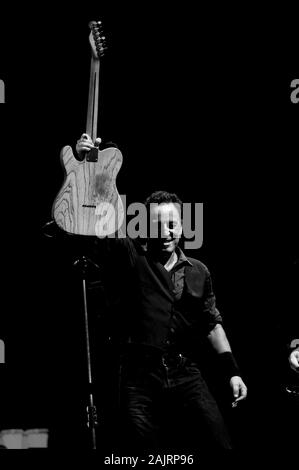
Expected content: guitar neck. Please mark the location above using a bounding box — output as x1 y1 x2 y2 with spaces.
86 57 100 142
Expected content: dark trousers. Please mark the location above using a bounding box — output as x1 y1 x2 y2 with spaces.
118 351 232 454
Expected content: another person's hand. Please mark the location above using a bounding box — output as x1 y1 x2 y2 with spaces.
289 348 299 372
75 133 101 159
230 376 247 407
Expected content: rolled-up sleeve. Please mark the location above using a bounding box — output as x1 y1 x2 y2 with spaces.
203 270 223 333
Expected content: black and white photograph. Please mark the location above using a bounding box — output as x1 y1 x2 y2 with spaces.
0 3 298 465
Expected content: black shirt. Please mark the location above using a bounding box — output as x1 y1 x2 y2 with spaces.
96 237 223 354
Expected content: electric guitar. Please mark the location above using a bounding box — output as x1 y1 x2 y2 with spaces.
52 21 124 237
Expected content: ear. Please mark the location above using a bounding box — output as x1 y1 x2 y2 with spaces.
177 223 183 238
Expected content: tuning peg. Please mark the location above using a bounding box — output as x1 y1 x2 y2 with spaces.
98 46 107 56
89 20 103 34
97 36 106 46
95 36 105 45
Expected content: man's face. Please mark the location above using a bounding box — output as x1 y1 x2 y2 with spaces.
148 202 182 255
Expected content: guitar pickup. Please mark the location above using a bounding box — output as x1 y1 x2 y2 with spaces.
82 205 96 208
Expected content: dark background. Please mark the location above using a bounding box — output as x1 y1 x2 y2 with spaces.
0 3 298 458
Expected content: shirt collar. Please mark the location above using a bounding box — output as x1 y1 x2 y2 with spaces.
175 247 193 267
138 240 193 267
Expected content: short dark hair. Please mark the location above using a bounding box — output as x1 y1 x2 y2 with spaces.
144 190 183 210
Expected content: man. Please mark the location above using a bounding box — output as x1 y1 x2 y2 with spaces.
76 134 247 453
289 347 299 372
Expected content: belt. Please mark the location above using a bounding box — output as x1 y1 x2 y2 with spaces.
121 347 187 369
161 352 185 368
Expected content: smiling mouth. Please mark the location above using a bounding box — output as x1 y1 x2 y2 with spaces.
162 240 174 246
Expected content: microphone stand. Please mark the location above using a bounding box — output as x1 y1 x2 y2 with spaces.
73 255 100 450
42 221 100 450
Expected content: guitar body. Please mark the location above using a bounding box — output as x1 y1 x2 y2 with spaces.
52 145 124 237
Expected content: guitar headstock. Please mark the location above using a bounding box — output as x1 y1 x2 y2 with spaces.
88 20 106 59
